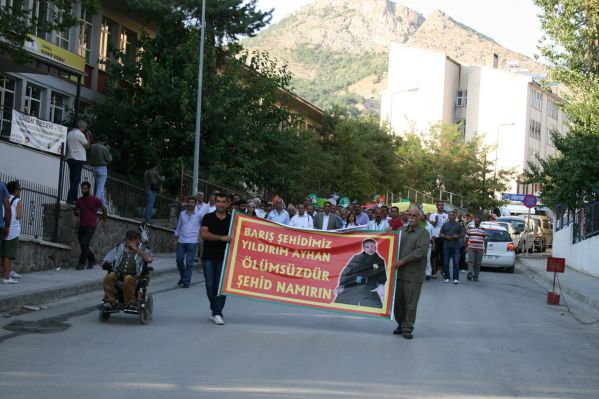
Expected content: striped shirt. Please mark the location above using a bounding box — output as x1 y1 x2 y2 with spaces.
466 227 487 252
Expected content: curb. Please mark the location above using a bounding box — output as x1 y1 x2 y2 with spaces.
517 258 599 313
0 267 180 313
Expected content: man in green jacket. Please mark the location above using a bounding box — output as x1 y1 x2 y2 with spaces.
392 206 430 339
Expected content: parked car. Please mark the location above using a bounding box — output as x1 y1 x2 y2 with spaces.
529 218 547 252
530 215 553 248
483 221 521 253
496 216 535 253
466 224 516 273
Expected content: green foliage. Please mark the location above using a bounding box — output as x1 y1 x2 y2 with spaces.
397 124 513 211
0 0 99 63
289 45 388 111
309 111 401 200
527 0 599 208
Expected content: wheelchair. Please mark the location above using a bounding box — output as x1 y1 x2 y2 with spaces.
98 262 154 324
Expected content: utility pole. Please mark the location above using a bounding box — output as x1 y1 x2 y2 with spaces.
192 0 207 195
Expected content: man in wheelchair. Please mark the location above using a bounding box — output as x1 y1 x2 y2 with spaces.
102 230 153 311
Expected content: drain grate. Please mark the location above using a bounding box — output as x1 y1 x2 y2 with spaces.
4 320 70 334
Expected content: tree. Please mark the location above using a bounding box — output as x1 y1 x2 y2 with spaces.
527 0 599 209
0 0 99 63
91 1 312 196
397 123 513 211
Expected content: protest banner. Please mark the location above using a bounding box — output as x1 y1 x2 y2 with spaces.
220 213 400 318
9 110 67 154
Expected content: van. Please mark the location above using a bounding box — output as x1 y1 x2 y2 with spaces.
530 215 553 248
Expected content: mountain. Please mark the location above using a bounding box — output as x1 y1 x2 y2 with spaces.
243 0 545 115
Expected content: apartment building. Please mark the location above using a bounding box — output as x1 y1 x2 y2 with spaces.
380 44 567 195
0 0 154 137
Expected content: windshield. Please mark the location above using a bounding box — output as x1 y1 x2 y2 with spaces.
485 230 512 242
498 218 525 233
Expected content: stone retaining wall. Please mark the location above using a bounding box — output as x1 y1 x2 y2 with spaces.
11 205 175 272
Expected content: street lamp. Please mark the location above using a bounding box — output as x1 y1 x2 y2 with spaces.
192 0 207 195
388 87 418 133
494 122 516 181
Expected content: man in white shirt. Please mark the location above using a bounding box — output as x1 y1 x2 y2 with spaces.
289 204 313 229
194 191 210 219
367 207 390 231
267 198 290 225
428 201 448 279
173 197 202 288
66 120 92 204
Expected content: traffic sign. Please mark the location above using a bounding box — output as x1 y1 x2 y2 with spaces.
522 194 537 208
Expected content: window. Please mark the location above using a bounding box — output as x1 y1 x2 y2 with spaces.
78 101 92 117
493 53 499 69
457 119 466 135
547 127 555 147
456 90 467 107
24 83 42 117
120 27 138 63
54 28 70 50
528 148 540 166
531 89 543 110
529 119 541 140
77 9 93 64
0 75 17 138
50 92 66 123
548 100 559 119
99 16 118 70
31 0 49 40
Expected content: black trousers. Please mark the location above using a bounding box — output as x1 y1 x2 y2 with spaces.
432 237 444 276
67 159 85 204
77 226 96 266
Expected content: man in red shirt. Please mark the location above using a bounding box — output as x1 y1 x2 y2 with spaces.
388 206 404 231
75 181 107 270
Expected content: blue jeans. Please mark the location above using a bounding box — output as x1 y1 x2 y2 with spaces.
66 159 84 204
93 166 107 204
144 191 157 223
176 242 197 285
202 259 226 316
443 246 461 281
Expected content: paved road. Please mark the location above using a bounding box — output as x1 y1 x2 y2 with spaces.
0 267 598 399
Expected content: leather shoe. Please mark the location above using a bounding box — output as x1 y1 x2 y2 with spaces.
403 333 414 339
393 327 402 335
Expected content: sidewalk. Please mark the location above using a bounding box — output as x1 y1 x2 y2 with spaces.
517 252 599 314
0 253 179 313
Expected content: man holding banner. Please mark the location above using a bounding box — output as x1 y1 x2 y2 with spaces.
200 192 232 325
392 206 430 339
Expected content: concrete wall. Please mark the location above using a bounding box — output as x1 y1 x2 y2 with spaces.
553 224 599 278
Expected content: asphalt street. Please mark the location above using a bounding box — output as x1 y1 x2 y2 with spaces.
0 267 598 399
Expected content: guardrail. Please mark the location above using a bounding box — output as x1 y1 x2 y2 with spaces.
573 200 599 243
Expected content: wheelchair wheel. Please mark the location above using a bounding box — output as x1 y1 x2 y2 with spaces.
139 295 153 325
99 311 111 322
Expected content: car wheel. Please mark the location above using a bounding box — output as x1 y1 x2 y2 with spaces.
506 265 515 273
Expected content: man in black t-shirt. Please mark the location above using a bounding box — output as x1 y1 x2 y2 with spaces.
200 192 232 325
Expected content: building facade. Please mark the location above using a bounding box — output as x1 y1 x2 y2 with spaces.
380 44 567 195
0 0 154 138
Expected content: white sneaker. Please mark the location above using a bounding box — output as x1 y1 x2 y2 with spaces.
453 279 459 284
9 271 22 279
213 315 225 325
444 279 450 283
2 278 18 284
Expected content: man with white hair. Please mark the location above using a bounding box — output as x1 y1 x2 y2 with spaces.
253 198 265 218
392 206 429 339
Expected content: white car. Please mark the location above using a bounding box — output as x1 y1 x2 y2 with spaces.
483 221 521 253
467 224 516 273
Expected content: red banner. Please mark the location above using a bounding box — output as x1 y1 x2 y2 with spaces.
220 213 400 318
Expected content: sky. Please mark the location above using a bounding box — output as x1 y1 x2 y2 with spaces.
255 0 543 59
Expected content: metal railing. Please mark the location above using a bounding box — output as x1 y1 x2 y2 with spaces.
573 200 599 243
0 173 60 240
554 203 574 232
59 162 182 229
